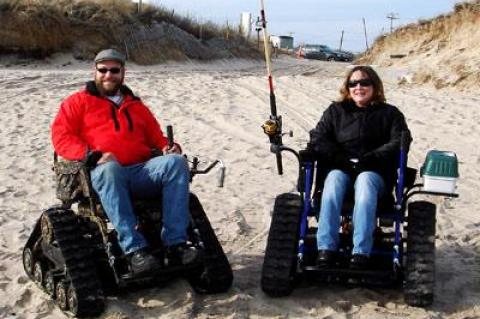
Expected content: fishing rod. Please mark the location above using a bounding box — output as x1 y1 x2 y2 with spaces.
259 0 285 175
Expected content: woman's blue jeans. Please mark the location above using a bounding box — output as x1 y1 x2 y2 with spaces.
316 169 385 255
90 154 190 254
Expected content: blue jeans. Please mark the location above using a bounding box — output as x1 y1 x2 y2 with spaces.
316 169 385 255
90 154 190 254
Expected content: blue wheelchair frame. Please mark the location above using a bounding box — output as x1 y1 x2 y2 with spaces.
275 132 459 282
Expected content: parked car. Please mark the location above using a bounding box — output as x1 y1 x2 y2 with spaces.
317 45 354 62
295 44 354 62
295 45 327 60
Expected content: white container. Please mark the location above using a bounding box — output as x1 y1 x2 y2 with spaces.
423 175 457 193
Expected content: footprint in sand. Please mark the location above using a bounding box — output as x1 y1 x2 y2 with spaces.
13 288 33 308
465 222 480 229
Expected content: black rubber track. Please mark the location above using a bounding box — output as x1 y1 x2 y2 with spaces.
44 208 105 317
261 193 302 297
23 217 42 280
404 201 436 307
188 193 233 293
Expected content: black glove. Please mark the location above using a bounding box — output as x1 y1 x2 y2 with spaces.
85 151 102 168
329 151 352 173
337 157 369 176
352 154 375 173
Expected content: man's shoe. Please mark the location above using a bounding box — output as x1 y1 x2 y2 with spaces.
350 254 369 269
316 249 335 267
129 249 160 274
166 242 199 266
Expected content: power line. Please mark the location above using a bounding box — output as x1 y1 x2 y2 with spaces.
386 13 399 33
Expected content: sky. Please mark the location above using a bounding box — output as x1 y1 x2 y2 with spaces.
146 0 465 52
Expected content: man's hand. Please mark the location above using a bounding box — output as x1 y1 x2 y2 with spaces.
162 144 181 155
97 152 117 164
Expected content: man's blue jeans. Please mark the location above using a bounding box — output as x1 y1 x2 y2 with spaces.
90 154 190 254
316 169 385 255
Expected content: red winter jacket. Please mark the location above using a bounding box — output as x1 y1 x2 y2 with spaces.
51 82 170 166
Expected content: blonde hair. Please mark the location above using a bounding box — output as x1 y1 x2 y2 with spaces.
339 65 386 104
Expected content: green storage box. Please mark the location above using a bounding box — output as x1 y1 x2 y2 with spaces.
421 150 459 193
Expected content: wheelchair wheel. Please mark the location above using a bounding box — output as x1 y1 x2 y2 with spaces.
188 193 233 294
404 201 436 307
261 193 302 297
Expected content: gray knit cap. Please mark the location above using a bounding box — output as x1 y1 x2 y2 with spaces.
94 49 126 65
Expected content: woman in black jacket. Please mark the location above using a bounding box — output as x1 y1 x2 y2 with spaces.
307 65 410 269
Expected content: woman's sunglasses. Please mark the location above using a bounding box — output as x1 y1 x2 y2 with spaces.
96 67 122 74
348 79 373 88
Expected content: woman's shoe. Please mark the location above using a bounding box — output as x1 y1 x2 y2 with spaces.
166 242 199 266
316 249 335 267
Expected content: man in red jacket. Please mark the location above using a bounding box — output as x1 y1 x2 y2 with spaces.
51 49 197 274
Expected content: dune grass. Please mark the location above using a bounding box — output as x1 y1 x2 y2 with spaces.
357 0 479 89
0 0 250 62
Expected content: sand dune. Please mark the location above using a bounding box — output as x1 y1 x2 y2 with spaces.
0 56 479 318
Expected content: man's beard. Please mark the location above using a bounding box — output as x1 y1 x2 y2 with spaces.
95 77 123 96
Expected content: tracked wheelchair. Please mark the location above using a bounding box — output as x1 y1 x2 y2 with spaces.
261 132 459 306
22 126 232 317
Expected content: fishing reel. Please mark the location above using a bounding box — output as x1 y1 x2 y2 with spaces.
262 115 283 151
262 118 281 140
262 117 293 145
262 115 294 175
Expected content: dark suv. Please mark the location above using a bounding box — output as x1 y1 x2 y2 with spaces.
296 44 353 62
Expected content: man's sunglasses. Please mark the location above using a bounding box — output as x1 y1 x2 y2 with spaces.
348 79 373 88
96 67 122 74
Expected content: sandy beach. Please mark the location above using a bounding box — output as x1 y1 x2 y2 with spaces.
0 55 479 319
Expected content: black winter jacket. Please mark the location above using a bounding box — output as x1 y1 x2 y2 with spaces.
307 100 411 188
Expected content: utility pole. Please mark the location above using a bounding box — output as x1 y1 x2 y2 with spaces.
339 30 344 51
387 13 399 33
255 16 262 49
137 0 142 13
362 18 369 51
226 20 230 40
